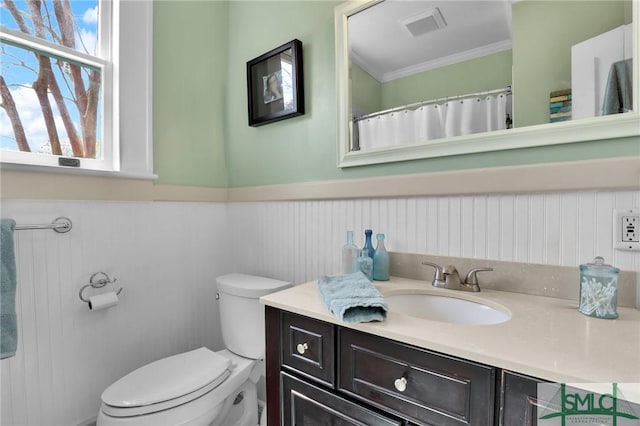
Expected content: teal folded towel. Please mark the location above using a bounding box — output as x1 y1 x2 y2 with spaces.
317 271 388 323
1 219 17 359
603 59 633 115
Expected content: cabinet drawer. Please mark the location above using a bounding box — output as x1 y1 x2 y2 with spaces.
339 328 496 426
282 311 335 386
499 370 546 426
282 372 402 426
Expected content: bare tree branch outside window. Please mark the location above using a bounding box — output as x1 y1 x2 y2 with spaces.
0 0 102 158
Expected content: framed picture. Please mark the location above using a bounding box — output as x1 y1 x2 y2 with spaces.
247 39 304 127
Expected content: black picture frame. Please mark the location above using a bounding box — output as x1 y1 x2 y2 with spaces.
247 39 304 127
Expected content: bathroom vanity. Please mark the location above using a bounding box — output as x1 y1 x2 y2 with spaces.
261 278 640 425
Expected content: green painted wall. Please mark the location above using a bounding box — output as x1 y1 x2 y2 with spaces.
350 63 381 116
152 1 638 188
225 1 344 187
153 1 229 187
351 50 511 116
380 50 512 110
513 1 630 127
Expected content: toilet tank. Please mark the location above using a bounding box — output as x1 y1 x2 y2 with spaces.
216 273 291 359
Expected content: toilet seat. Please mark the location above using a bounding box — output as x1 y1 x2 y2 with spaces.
101 347 232 417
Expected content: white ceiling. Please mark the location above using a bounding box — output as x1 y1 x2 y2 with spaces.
349 0 513 82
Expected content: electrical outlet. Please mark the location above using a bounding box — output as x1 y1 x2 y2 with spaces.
614 208 640 251
622 215 639 242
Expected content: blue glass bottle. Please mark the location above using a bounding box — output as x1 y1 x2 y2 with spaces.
373 233 390 281
341 231 359 274
362 229 375 258
357 250 373 280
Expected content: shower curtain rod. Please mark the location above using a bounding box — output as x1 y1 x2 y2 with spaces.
354 86 512 122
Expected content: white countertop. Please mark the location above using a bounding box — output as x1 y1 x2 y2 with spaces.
261 277 640 387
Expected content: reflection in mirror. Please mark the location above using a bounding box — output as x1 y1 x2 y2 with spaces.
347 0 633 153
280 50 295 110
259 49 294 112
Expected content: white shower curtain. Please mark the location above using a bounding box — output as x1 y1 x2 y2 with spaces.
358 113 395 151
356 93 508 151
413 104 444 143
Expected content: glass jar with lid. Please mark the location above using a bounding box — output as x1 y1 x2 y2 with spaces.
578 256 619 319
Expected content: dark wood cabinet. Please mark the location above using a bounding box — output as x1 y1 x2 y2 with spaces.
281 311 335 387
266 306 635 426
267 307 501 426
282 372 402 426
339 328 496 425
498 370 546 426
497 371 640 426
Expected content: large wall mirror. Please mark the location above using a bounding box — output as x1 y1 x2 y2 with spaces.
335 0 639 168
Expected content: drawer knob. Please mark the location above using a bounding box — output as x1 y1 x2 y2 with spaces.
296 343 309 354
394 377 407 392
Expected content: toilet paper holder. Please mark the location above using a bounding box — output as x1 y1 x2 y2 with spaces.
79 272 123 304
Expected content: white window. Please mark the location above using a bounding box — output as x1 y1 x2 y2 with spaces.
0 0 153 178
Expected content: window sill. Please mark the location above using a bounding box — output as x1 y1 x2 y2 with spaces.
0 162 158 181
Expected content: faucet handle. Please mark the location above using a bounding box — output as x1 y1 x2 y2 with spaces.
464 267 494 286
421 261 442 272
421 261 446 287
442 265 459 275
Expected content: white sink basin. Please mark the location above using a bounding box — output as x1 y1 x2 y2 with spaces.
385 293 511 325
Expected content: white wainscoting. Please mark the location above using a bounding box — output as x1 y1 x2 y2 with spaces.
1 190 639 425
0 201 229 426
228 190 640 287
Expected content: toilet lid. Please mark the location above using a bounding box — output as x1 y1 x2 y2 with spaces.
216 273 291 298
102 347 231 409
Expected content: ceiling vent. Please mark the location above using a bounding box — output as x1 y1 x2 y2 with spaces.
401 7 447 37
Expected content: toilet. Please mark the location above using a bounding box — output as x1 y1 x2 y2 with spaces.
96 273 291 426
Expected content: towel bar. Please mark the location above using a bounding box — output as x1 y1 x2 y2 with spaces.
15 217 72 233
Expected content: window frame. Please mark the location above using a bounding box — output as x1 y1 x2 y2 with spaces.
0 0 155 179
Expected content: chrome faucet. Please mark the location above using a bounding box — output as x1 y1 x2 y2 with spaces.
422 262 493 292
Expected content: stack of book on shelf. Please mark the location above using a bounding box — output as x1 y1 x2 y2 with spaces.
549 89 572 123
